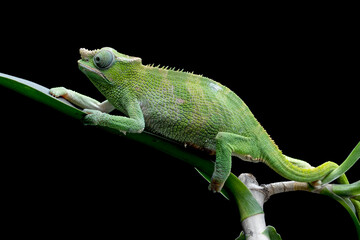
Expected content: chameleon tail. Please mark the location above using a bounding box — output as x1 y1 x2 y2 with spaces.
261 139 360 184
262 145 339 183
286 155 360 219
263 140 360 219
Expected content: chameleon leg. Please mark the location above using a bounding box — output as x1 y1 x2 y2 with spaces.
50 87 115 113
210 132 259 193
83 109 145 134
50 87 145 134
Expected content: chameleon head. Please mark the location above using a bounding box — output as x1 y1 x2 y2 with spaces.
78 47 142 89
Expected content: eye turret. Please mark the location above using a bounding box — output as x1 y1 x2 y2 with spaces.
93 50 115 69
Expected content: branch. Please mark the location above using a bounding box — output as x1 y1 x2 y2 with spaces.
238 173 360 240
261 179 360 200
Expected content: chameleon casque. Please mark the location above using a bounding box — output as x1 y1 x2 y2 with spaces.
50 47 348 193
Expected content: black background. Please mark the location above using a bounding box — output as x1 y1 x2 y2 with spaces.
1 3 359 239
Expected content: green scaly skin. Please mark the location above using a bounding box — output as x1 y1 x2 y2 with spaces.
49 47 352 193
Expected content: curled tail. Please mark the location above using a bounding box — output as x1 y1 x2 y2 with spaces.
262 140 360 219
262 140 360 184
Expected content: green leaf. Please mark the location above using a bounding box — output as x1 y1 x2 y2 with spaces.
0 73 86 120
322 141 360 184
333 180 360 198
321 188 360 239
194 168 264 221
351 199 360 221
226 173 264 221
235 226 282 240
194 167 230 200
236 231 246 240
262 226 282 240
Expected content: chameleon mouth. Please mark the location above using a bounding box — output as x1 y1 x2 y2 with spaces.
78 61 102 75
78 60 113 85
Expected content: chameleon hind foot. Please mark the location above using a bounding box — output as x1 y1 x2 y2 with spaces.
209 178 225 193
310 180 322 188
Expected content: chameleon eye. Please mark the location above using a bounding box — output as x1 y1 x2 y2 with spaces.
93 50 115 69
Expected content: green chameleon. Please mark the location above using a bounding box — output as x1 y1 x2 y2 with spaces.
49 47 350 193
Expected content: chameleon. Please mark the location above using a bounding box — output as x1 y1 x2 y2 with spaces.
49 47 351 193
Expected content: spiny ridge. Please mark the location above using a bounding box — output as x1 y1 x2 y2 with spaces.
145 63 203 77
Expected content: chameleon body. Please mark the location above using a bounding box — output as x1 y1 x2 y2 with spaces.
50 47 344 192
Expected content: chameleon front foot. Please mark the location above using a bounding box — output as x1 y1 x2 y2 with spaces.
49 87 68 98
